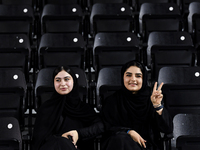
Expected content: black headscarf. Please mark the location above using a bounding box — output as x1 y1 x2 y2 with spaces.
102 60 152 135
32 66 97 150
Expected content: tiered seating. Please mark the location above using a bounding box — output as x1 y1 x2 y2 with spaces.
0 1 200 150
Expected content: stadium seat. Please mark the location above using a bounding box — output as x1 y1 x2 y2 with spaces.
158 66 200 118
90 3 134 37
147 31 196 81
40 4 84 35
0 34 31 80
158 66 200 149
176 0 200 17
96 67 121 110
171 114 200 150
38 33 86 70
93 32 140 77
139 3 183 42
34 67 88 111
0 117 22 150
0 4 34 43
188 2 200 45
135 0 171 11
0 69 27 128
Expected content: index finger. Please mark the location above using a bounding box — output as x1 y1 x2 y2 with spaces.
157 82 164 91
153 82 158 92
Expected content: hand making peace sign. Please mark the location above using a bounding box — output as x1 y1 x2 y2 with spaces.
151 82 164 106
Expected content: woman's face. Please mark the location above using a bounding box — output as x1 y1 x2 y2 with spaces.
123 66 143 94
54 70 74 95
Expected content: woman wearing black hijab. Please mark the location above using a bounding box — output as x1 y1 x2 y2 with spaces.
101 60 173 150
32 66 104 150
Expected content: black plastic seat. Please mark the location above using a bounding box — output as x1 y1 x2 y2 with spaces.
93 32 140 76
139 3 183 42
171 114 200 150
90 3 134 37
0 117 22 150
147 31 196 81
188 2 200 45
96 67 121 110
0 4 34 43
176 0 200 17
35 67 88 111
135 0 171 11
158 66 200 118
38 33 86 70
0 69 27 128
41 4 84 34
0 34 31 80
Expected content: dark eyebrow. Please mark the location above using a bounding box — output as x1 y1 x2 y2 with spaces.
125 72 132 75
55 76 71 79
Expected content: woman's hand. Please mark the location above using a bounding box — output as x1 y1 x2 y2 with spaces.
128 130 146 148
151 82 164 106
62 130 79 146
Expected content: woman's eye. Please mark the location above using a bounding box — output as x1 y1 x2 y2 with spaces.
64 78 69 81
56 79 61 82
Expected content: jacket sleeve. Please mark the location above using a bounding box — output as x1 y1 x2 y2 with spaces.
155 107 173 134
77 118 105 140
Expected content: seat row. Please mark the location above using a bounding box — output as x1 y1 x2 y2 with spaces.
0 1 200 44
1 31 199 82
1 65 200 149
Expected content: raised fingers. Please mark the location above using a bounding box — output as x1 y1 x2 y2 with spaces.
157 82 164 91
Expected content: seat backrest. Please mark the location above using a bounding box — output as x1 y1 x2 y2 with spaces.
158 66 200 118
147 31 195 81
93 32 140 76
0 69 27 127
35 67 88 111
0 34 31 79
172 114 200 149
96 67 122 110
136 0 171 11
188 2 200 45
41 4 83 34
90 3 134 36
139 3 182 41
177 0 200 16
0 117 22 150
38 33 85 69
0 4 34 42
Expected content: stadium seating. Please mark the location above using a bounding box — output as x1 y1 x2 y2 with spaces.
0 117 22 150
38 33 86 70
147 31 196 81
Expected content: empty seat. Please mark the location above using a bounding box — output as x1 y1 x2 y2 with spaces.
135 0 171 11
41 4 84 34
38 33 86 70
176 0 200 16
87 0 128 11
139 3 183 42
147 31 196 81
35 67 88 111
158 66 200 118
39 0 82 10
0 69 27 128
0 34 31 80
96 67 121 110
93 32 140 76
0 117 22 150
188 2 200 45
0 4 34 43
90 3 134 37
171 114 200 150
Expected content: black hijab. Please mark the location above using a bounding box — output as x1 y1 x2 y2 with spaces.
32 66 97 150
102 60 152 134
